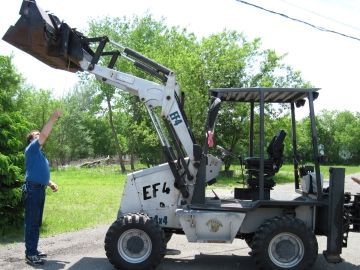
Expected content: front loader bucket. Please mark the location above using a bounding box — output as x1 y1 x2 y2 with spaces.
3 0 91 72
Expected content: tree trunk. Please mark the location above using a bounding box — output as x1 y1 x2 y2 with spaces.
224 139 239 172
130 153 135 171
224 157 232 171
106 94 126 173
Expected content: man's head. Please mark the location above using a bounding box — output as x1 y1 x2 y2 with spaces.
27 130 40 144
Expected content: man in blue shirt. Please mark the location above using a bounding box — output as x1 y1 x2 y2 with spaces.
24 110 61 265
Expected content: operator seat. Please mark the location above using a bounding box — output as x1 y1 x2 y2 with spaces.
245 130 287 188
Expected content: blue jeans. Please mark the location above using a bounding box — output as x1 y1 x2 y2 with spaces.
24 182 46 256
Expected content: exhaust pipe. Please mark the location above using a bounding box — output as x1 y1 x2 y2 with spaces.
2 0 92 72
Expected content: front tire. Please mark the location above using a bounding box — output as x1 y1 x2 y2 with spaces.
105 213 165 270
252 216 318 270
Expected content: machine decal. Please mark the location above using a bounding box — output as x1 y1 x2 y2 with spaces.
169 111 183 126
143 182 171 200
153 215 168 225
206 219 223 233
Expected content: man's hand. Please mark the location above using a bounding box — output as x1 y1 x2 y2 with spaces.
52 110 62 120
48 181 59 192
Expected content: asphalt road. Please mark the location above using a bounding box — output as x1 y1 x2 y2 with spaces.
1 174 360 270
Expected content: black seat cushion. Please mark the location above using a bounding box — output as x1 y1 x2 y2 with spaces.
244 157 276 170
245 130 287 176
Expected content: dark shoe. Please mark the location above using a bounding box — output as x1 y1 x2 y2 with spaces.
37 251 47 258
26 255 44 265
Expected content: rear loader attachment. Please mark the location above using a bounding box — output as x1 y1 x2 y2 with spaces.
3 0 92 72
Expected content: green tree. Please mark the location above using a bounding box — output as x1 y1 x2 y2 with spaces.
57 85 96 164
79 78 127 172
0 55 29 233
317 110 360 164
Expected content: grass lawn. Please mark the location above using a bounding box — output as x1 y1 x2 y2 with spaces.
42 166 125 234
1 165 125 245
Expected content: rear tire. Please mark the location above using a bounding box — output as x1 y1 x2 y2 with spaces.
252 216 318 270
105 213 165 270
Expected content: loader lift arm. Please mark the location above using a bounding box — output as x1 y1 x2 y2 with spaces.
81 38 198 198
3 0 206 199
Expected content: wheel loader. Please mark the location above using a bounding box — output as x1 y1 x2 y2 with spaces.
3 1 360 269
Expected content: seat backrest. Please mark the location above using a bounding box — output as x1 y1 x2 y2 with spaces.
267 130 286 167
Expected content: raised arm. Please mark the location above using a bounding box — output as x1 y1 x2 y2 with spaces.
39 110 61 146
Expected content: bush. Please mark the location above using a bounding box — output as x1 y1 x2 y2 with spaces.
0 113 28 235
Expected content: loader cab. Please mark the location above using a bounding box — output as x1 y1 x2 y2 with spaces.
209 87 323 201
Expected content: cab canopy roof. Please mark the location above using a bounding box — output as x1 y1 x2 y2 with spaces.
209 87 320 104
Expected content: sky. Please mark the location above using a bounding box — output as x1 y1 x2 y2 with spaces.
1 0 360 117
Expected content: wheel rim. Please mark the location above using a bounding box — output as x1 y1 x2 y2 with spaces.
268 232 304 268
118 228 152 263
